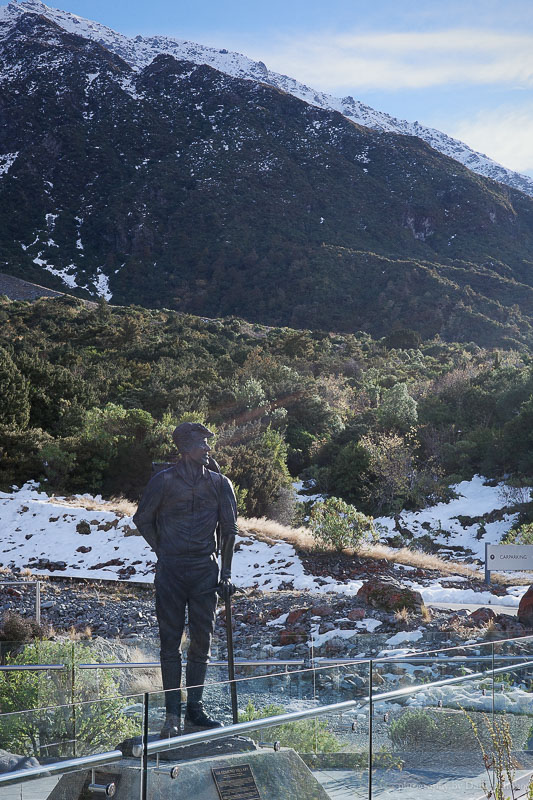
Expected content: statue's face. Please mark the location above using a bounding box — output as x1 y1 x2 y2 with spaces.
186 436 211 467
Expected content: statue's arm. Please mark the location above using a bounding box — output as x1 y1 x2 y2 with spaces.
132 472 164 553
219 477 238 581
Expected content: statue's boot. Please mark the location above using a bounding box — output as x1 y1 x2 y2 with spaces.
160 656 182 738
160 712 181 739
184 660 224 729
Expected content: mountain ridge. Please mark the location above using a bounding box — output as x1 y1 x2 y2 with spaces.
2 10 533 348
2 0 532 198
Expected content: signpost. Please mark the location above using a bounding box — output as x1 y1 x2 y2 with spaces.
485 544 533 584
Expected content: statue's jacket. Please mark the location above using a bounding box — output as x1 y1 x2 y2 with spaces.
133 463 238 559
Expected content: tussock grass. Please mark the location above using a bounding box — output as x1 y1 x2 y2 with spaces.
237 516 523 585
49 494 137 516
238 516 315 548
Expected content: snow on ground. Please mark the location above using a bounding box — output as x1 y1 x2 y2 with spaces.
398 683 533 715
0 480 530 610
407 581 524 608
376 475 528 559
385 630 424 647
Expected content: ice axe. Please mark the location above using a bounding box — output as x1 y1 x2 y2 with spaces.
223 587 238 724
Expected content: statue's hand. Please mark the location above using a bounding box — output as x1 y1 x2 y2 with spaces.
217 577 237 600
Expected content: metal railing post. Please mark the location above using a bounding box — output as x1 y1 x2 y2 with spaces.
71 642 77 759
368 659 373 800
142 692 149 800
35 580 41 626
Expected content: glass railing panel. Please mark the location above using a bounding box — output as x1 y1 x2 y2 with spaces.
491 634 533 796
0 692 144 765
145 660 370 744
145 661 371 798
372 638 501 696
0 757 140 800
0 639 74 712
75 635 162 700
371 651 498 799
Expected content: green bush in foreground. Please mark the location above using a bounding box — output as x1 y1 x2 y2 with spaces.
0 641 140 758
389 708 483 751
309 496 377 551
238 701 340 754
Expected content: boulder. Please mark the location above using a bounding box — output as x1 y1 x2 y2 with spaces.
310 604 334 617
356 577 423 613
518 584 533 627
318 621 335 634
286 607 309 625
347 608 366 621
279 627 307 645
468 607 496 625
0 749 39 774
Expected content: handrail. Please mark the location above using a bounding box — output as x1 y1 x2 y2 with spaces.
133 699 361 757
78 659 307 669
0 581 40 585
0 749 123 785
2 654 532 673
0 664 64 672
77 654 533 669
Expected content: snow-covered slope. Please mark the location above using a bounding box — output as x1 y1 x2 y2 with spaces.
2 0 532 197
0 480 528 611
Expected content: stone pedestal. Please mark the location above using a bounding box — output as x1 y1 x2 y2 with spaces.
46 748 330 799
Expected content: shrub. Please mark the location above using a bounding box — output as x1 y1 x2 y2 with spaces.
389 709 482 751
504 521 533 545
0 611 48 642
308 496 377 551
389 709 438 749
0 641 140 758
239 701 340 754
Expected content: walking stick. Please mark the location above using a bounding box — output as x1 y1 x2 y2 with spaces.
225 591 239 724
208 457 238 724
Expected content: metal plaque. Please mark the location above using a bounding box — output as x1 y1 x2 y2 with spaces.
212 763 261 800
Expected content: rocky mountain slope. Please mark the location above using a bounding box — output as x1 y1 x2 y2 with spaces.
2 10 533 344
4 0 533 198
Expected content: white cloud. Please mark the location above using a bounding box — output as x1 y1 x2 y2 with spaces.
450 106 533 174
250 28 533 91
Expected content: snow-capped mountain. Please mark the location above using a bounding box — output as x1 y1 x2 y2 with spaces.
2 0 532 198
2 1 533 347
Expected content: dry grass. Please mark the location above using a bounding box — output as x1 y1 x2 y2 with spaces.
483 618 498 638
128 669 163 695
121 646 163 694
238 516 316 548
67 625 92 640
48 494 137 516
421 605 432 623
237 516 520 585
394 607 410 624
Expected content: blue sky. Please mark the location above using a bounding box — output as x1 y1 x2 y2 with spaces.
30 0 533 176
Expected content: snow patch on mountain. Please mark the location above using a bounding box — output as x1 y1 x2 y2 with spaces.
93 268 112 300
0 151 18 175
3 0 532 196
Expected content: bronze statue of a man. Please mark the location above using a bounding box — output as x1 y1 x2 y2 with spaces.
133 422 237 736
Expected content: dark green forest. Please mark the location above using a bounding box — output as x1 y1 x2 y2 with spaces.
2 295 533 523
